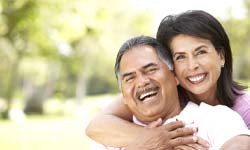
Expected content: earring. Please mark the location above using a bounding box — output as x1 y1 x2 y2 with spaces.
221 64 224 68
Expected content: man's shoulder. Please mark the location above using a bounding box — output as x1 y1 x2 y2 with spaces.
199 102 235 115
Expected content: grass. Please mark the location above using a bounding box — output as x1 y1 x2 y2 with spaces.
0 116 88 150
1 87 249 150
0 94 118 150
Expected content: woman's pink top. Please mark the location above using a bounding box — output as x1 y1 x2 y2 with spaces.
232 91 250 128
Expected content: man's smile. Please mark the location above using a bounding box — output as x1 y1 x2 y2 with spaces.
136 85 159 101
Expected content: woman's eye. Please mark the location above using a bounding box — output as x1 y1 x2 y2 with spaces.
175 55 185 60
197 50 207 55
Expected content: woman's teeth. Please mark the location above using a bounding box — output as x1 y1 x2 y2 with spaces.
188 74 206 82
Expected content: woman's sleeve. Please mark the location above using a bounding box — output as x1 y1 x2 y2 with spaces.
232 92 250 128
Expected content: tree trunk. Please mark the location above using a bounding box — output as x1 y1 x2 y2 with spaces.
24 65 58 114
2 50 23 119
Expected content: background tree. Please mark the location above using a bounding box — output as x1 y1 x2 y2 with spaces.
0 0 249 119
0 0 153 118
222 0 250 80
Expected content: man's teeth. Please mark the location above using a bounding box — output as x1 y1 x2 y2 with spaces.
139 91 157 100
188 74 205 82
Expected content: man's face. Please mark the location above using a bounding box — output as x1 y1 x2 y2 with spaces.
119 45 180 123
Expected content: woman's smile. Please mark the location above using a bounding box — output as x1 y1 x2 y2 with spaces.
186 73 207 84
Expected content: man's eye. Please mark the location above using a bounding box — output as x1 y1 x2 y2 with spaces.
146 67 157 72
125 76 134 83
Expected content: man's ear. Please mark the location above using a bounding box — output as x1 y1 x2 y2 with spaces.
123 98 128 105
121 92 128 105
175 77 179 85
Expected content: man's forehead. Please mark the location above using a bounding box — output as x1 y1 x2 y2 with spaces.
120 46 162 72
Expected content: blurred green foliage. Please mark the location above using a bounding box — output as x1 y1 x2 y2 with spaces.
221 1 250 80
0 0 249 117
0 0 153 116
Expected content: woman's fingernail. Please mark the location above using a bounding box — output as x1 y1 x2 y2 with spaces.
193 136 198 142
193 127 197 132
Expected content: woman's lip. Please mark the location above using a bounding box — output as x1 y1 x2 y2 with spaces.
186 73 207 84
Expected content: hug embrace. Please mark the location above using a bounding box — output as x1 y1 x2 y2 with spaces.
86 10 250 150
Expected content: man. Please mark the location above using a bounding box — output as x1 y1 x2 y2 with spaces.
90 35 250 150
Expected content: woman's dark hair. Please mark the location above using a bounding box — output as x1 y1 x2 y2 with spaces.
156 10 247 107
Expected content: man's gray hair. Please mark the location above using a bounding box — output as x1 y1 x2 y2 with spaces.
114 35 174 89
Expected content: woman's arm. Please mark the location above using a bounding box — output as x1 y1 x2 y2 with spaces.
220 135 250 150
85 96 145 147
85 96 200 148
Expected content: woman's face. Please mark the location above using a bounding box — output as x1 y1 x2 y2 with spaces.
170 34 225 101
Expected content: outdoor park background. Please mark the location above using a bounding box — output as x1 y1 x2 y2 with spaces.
0 0 250 149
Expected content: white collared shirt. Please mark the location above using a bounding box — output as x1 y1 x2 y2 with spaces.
90 102 250 150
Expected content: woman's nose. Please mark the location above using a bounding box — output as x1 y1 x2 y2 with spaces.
187 57 199 70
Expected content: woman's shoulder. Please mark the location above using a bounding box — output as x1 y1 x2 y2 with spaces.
233 91 250 108
232 91 250 127
235 91 250 104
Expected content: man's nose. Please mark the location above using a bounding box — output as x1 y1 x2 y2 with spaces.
136 74 150 88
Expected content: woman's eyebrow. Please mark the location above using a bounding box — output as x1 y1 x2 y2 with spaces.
173 45 208 57
194 45 207 51
173 51 185 58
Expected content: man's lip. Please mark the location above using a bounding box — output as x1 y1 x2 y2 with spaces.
136 85 159 101
138 91 158 101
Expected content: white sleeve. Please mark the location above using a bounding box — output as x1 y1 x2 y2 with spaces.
199 103 250 150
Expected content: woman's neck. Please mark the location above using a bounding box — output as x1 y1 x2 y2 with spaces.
187 88 220 106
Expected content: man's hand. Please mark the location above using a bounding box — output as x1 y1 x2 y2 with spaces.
124 120 198 150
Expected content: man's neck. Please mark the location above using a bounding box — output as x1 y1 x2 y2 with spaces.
133 102 182 126
161 102 182 123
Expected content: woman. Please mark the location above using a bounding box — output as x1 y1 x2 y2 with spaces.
156 10 250 125
86 10 250 148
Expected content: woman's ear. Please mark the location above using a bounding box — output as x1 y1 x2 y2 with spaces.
175 77 180 85
220 49 225 67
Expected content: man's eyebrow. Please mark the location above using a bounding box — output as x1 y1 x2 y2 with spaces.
121 72 135 79
142 63 158 69
121 63 157 79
